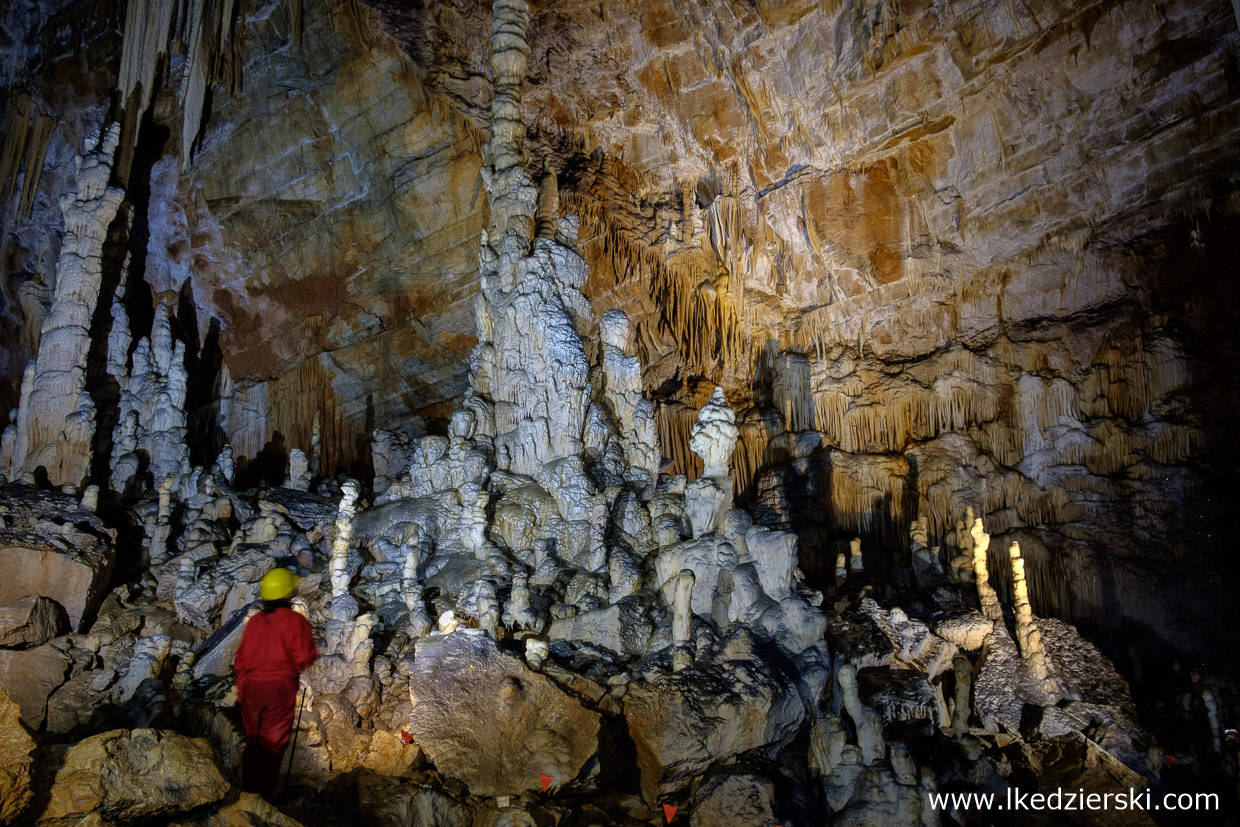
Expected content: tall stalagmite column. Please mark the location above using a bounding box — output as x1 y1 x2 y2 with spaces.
13 125 124 487
468 0 593 478
1008 541 1052 685
969 518 1004 622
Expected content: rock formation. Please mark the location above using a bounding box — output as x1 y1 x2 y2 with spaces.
11 125 124 488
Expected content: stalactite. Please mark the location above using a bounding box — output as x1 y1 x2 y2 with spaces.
566 170 745 379
220 355 357 480
0 94 55 222
655 400 703 480
287 0 304 45
118 0 243 168
117 0 177 121
730 416 770 503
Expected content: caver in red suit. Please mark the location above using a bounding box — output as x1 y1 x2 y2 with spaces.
233 568 317 800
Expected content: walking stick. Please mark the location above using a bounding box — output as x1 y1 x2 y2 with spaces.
282 685 307 798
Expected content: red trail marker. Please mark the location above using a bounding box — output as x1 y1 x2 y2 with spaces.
399 730 414 746
539 773 553 793
663 803 678 822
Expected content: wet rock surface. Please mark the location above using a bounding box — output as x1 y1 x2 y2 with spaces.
35 729 230 821
407 630 601 797
0 689 34 824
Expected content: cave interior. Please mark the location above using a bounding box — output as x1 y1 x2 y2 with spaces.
0 0 1238 824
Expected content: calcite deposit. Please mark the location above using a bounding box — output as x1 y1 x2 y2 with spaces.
0 0 1236 823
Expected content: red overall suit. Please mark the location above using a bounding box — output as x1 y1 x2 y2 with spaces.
233 605 317 799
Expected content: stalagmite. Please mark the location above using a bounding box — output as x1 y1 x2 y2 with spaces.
969 519 1003 622
111 302 192 497
525 637 549 670
834 552 847 588
849 537 863 573
505 571 541 632
672 569 695 672
597 309 660 492
402 549 431 638
950 507 976 586
214 444 235 486
310 410 322 477
586 501 607 572
13 125 124 487
331 480 360 598
910 518 942 587
684 387 739 536
951 653 972 737
1202 687 1222 754
838 663 885 765
286 449 310 491
468 0 597 480
120 633 173 702
1008 541 1052 685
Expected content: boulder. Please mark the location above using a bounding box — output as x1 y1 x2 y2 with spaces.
0 539 112 633
690 772 777 827
45 671 107 735
832 766 925 827
192 604 256 679
624 629 811 803
1020 732 1158 827
0 485 115 631
0 688 34 823
37 729 229 821
177 548 275 630
0 595 69 648
546 596 652 658
406 630 600 797
356 775 473 827
0 644 69 728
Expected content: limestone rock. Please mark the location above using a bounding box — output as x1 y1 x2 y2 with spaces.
0 644 69 729
690 771 777 827
37 729 229 821
1030 733 1157 827
0 486 114 631
624 628 811 802
356 776 474 827
406 630 601 797
0 595 68 649
546 596 653 658
0 689 34 824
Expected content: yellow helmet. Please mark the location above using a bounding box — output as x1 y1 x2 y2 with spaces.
259 567 300 601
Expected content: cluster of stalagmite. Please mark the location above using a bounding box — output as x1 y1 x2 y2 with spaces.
110 300 192 497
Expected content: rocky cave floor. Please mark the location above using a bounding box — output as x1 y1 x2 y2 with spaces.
0 472 1236 827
